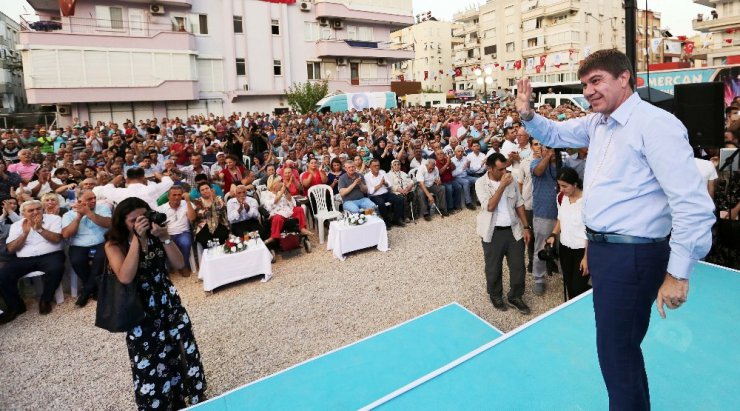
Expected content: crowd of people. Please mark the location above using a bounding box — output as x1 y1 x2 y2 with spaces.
0 62 737 407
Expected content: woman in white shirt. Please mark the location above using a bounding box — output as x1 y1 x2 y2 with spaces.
546 167 590 300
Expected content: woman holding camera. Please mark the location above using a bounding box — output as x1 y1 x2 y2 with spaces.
546 167 590 300
104 197 206 409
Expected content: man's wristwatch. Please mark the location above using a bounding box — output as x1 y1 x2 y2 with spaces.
523 225 532 230
668 273 687 282
162 238 172 245
36 227 43 234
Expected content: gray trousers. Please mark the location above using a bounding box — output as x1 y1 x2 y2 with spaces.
481 229 526 300
533 216 557 283
415 184 447 215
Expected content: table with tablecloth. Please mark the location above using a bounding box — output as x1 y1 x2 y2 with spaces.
198 239 272 292
326 215 389 261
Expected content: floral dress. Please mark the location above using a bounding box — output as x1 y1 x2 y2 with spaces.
126 237 206 409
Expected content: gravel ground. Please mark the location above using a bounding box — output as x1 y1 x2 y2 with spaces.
0 209 565 410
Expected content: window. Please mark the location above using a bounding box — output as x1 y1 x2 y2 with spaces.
233 16 243 33
506 42 515 52
526 37 538 48
484 45 497 55
358 27 373 41
307 62 321 80
96 6 123 30
271 19 280 35
198 15 208 35
347 25 357 40
505 5 514 17
274 60 282 76
304 22 319 41
172 16 186 32
236 58 246 76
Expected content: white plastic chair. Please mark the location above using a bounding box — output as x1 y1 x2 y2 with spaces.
23 271 64 305
307 184 342 244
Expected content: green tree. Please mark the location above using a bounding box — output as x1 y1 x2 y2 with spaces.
284 80 329 114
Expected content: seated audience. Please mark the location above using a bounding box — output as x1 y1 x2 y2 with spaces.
61 189 111 307
156 186 196 277
261 177 311 246
0 200 64 323
227 185 261 237
192 181 230 247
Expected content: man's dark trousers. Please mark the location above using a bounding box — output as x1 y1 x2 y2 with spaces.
0 251 66 313
370 192 405 224
589 240 669 411
481 228 525 300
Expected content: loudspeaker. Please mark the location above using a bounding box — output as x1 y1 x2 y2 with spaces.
673 82 725 148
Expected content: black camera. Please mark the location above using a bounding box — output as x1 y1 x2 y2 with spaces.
538 243 559 275
145 210 168 227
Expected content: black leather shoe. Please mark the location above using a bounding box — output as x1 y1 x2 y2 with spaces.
506 298 531 315
395 221 406 228
39 300 52 315
423 215 432 222
466 203 476 210
75 293 91 308
441 210 450 217
0 310 20 325
490 297 508 311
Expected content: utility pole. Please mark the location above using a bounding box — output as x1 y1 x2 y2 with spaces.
624 0 637 71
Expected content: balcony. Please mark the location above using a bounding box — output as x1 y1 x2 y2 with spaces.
19 16 196 52
693 0 718 7
27 0 192 12
316 40 414 60
522 0 580 21
314 1 413 27
693 14 740 33
453 8 479 22
463 24 479 35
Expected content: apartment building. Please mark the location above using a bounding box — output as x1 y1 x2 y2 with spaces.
636 9 663 71
0 11 26 114
18 0 413 126
451 0 628 97
452 6 482 100
693 0 740 66
390 19 459 93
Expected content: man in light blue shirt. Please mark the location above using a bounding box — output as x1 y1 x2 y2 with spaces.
61 189 112 307
517 49 714 410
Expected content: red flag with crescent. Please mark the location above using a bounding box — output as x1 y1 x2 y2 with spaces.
59 0 77 16
514 60 522 70
539 55 546 66
684 41 695 54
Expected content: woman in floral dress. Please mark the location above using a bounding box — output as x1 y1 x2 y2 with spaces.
104 197 206 409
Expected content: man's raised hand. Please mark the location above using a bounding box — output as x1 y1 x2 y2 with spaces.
515 77 535 120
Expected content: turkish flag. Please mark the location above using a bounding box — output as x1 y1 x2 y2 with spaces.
727 28 735 34
514 60 522 70
677 35 687 41
536 66 541 74
539 55 546 66
455 68 462 77
726 38 734 44
494 63 499 67
500 66 505 71
59 0 76 16
684 41 695 54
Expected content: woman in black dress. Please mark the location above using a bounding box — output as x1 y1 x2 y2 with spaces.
104 197 206 409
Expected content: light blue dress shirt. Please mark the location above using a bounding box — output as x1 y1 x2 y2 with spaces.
524 92 715 279
62 204 112 247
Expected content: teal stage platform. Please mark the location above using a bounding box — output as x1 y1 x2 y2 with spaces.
191 263 739 410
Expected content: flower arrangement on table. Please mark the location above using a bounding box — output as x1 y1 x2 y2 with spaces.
223 237 249 254
346 213 368 226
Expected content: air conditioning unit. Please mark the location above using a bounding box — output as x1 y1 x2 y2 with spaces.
337 57 348 66
319 18 329 26
332 20 344 30
376 58 387 65
150 4 165 15
58 105 72 116
299 1 312 12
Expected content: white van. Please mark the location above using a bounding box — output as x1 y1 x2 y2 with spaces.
535 94 590 111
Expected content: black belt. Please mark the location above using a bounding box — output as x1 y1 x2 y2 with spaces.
585 227 668 244
495 226 512 230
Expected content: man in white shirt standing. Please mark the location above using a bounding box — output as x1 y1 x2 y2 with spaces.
156 186 195 277
475 153 532 314
99 167 173 209
0 200 65 323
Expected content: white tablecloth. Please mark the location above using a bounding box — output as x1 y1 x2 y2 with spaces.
198 239 272 292
326 215 389 260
